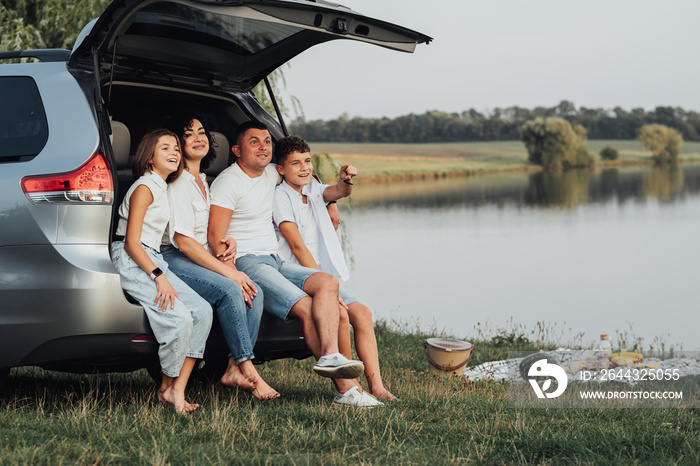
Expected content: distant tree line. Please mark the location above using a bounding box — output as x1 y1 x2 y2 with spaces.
290 100 700 143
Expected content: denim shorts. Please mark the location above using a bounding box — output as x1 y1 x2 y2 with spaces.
235 254 317 321
338 287 357 306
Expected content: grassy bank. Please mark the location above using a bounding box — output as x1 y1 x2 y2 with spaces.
309 140 700 184
1 323 697 465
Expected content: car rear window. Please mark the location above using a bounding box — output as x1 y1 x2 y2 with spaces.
128 2 302 55
0 76 48 161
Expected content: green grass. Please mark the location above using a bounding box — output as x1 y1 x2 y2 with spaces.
309 140 700 183
1 322 698 465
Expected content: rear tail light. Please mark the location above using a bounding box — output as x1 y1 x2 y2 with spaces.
132 334 156 342
21 152 113 204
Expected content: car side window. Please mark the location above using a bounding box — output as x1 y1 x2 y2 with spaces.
0 76 48 162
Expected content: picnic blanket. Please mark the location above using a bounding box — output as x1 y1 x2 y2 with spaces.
463 348 700 384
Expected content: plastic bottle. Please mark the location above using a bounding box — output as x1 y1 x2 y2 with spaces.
595 334 612 370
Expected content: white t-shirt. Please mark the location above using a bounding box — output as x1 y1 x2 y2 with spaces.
115 171 170 251
273 179 350 280
210 163 281 259
164 170 210 250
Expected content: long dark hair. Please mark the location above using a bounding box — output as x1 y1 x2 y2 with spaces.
170 114 218 170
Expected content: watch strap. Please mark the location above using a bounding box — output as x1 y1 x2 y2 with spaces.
150 268 163 280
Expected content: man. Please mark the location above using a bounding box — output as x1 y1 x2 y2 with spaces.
208 121 380 407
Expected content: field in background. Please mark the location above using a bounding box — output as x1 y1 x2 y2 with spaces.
309 140 700 183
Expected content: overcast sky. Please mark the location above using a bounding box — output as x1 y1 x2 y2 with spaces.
282 0 700 121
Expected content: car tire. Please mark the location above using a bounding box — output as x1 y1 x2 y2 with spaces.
145 360 227 386
191 359 227 384
145 363 162 386
0 368 9 393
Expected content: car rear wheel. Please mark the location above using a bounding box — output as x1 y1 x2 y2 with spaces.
0 368 9 392
145 360 227 386
191 359 228 384
145 363 162 386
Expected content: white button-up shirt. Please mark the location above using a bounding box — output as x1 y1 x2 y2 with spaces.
164 170 210 250
116 171 170 251
273 179 350 281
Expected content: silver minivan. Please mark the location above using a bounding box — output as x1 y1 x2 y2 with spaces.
0 0 430 386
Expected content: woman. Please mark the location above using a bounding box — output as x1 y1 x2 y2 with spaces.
161 116 279 400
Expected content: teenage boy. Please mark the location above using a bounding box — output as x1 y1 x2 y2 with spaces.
208 122 381 407
272 136 395 402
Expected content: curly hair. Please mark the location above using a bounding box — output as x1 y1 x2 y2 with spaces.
170 115 218 171
275 135 311 166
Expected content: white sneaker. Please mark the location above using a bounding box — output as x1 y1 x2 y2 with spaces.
333 386 384 407
313 353 364 379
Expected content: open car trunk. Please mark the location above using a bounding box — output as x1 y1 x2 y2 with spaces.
70 0 432 93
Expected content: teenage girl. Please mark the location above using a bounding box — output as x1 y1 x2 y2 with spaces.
111 129 213 414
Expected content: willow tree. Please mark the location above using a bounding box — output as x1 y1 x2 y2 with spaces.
520 117 593 168
251 67 303 123
638 124 683 164
0 0 110 51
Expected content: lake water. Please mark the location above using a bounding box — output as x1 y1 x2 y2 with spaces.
340 164 700 351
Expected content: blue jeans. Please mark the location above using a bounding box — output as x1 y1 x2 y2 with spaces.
111 242 212 378
161 245 263 364
235 254 317 321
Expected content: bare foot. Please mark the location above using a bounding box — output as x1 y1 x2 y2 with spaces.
220 370 257 392
250 376 280 401
238 360 280 401
157 388 170 405
162 385 199 415
370 387 397 402
158 375 175 405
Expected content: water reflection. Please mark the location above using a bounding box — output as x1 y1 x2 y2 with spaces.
350 164 700 210
642 165 684 200
525 170 592 208
343 163 700 350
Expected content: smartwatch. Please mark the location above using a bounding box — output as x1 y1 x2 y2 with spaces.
150 267 163 280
